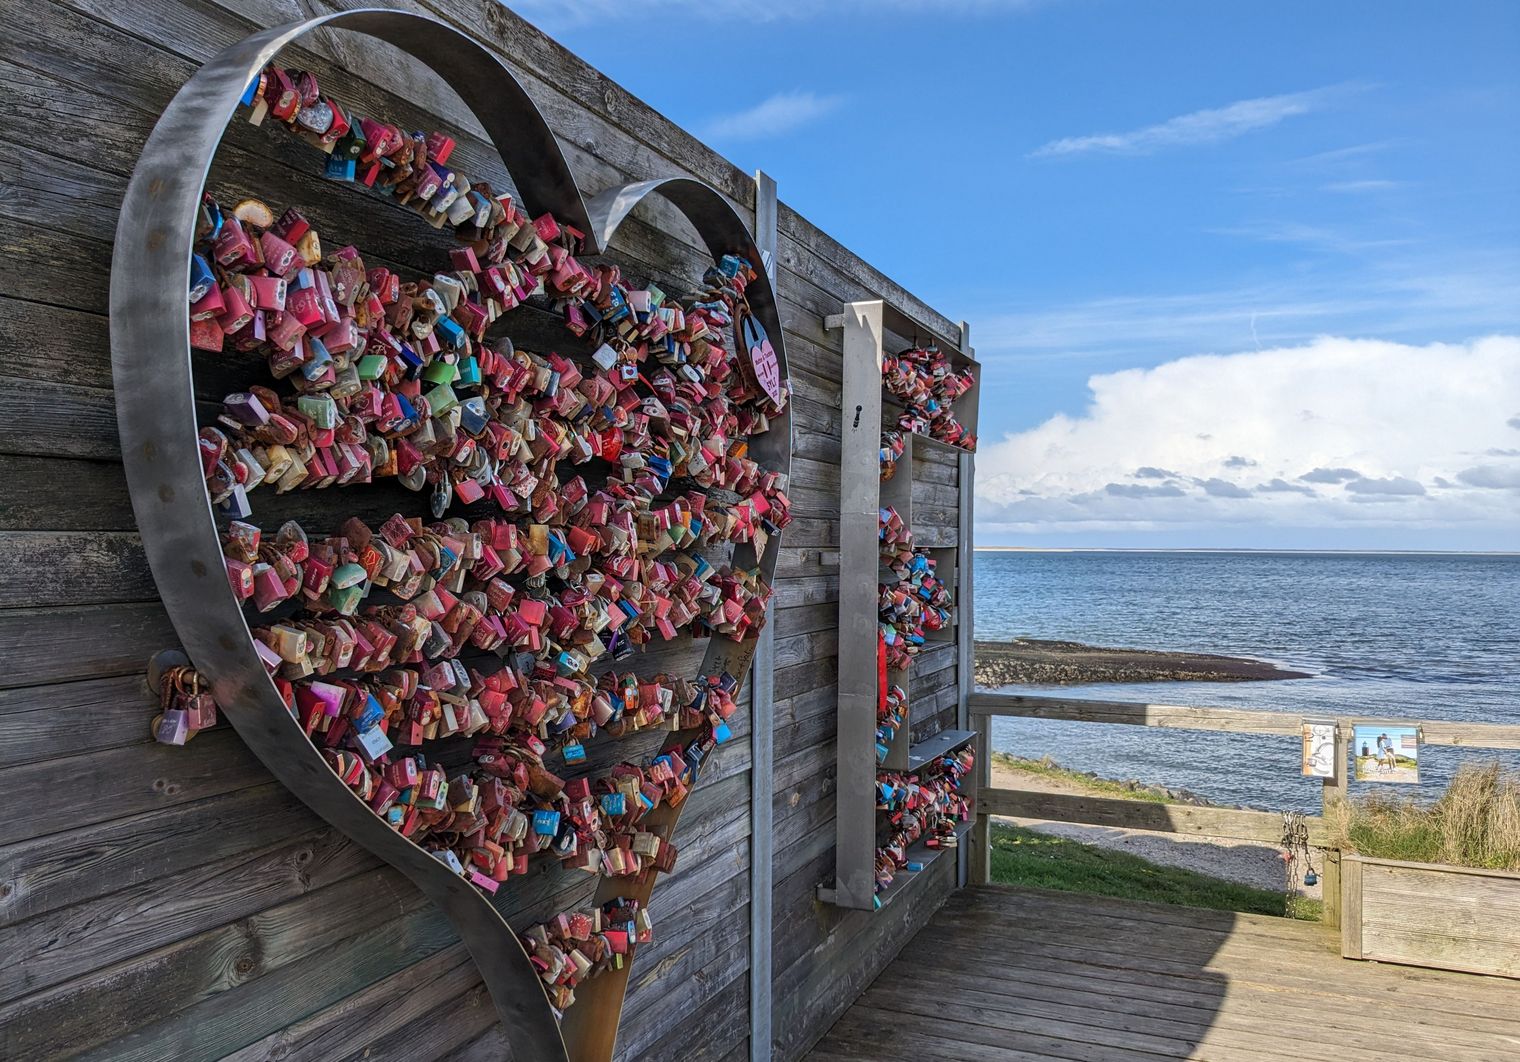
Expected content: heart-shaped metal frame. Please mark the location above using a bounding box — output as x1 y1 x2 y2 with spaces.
109 9 790 1060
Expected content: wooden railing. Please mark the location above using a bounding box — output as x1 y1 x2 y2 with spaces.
966 691 1520 927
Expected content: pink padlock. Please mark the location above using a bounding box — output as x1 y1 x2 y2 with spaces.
260 231 302 277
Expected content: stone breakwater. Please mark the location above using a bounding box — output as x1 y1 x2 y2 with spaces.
974 638 1312 688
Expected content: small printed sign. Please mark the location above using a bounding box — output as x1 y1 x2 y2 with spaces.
1301 722 1337 778
1353 725 1420 783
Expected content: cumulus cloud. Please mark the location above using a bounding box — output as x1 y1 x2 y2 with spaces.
1105 483 1186 498
1257 478 1316 494
1299 466 1363 483
1344 476 1426 495
700 91 843 141
1223 455 1257 468
1201 478 1253 498
977 335 1520 539
1030 85 1352 159
1458 465 1520 489
1509 415 1520 430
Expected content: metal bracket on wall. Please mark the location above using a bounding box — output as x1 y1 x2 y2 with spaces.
818 302 981 911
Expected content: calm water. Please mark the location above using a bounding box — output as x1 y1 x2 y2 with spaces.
974 551 1520 813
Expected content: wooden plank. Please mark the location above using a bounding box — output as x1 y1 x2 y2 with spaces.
0 373 120 461
772 857 953 1061
980 786 1325 846
1351 856 1520 977
0 729 270 845
969 692 1305 736
0 782 319 927
3 827 374 1004
222 945 486 1062
0 603 178 688
805 886 1520 1062
915 911 1520 1026
0 455 132 530
853 983 1330 1062
631 970 750 1062
969 692 1520 749
0 674 180 769
70 902 455 1061
0 531 153 607
889 943 1520 1044
927 891 1520 1012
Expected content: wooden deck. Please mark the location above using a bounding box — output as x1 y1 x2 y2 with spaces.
807 885 1520 1061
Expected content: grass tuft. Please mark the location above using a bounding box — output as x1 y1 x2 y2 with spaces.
988 822 1321 921
1333 761 1520 870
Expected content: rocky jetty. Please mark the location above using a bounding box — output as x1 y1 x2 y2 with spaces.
974 638 1311 687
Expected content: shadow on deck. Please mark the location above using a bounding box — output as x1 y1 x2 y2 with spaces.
807 885 1520 1061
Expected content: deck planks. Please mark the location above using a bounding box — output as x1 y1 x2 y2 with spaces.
807 886 1520 1062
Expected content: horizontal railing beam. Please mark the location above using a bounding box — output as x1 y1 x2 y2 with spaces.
970 693 1520 749
980 787 1327 846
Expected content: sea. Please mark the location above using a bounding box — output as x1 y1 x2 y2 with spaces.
974 550 1520 814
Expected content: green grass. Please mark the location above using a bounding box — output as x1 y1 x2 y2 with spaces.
1333 762 1520 870
989 822 1322 921
992 752 1173 804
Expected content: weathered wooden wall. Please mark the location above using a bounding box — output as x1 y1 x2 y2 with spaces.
0 1 967 1058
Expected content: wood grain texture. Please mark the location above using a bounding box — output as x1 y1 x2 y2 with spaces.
0 0 969 1057
809 885 1520 1062
1346 855 1520 978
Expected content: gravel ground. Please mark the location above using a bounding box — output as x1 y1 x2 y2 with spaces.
990 760 1323 900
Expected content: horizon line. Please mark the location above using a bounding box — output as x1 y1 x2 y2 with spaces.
974 547 1520 556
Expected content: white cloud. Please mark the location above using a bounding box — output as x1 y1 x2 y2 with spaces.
1459 465 1520 489
700 91 843 141
977 336 1520 539
1257 478 1315 495
1201 478 1253 498
1030 86 1347 159
1344 475 1426 496
1300 467 1362 483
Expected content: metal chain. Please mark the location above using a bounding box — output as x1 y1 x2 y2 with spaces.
1280 810 1312 916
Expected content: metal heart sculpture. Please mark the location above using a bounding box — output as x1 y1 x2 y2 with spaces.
109 9 790 1061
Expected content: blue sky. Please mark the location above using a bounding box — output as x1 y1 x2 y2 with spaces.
517 0 1520 549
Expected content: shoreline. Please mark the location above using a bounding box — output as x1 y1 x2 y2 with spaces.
974 637 1312 686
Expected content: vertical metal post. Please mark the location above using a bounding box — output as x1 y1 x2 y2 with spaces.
748 170 778 1062
821 300 887 911
1320 723 1350 930
956 320 977 889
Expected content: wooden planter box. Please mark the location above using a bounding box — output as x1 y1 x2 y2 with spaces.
1341 854 1520 978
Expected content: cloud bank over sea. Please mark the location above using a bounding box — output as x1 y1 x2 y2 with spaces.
977 335 1520 547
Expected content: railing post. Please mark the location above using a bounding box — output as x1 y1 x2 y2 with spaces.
1319 723 1349 930
969 709 992 885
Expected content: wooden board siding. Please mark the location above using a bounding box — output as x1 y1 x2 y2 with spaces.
0 1 967 1059
1343 855 1520 979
